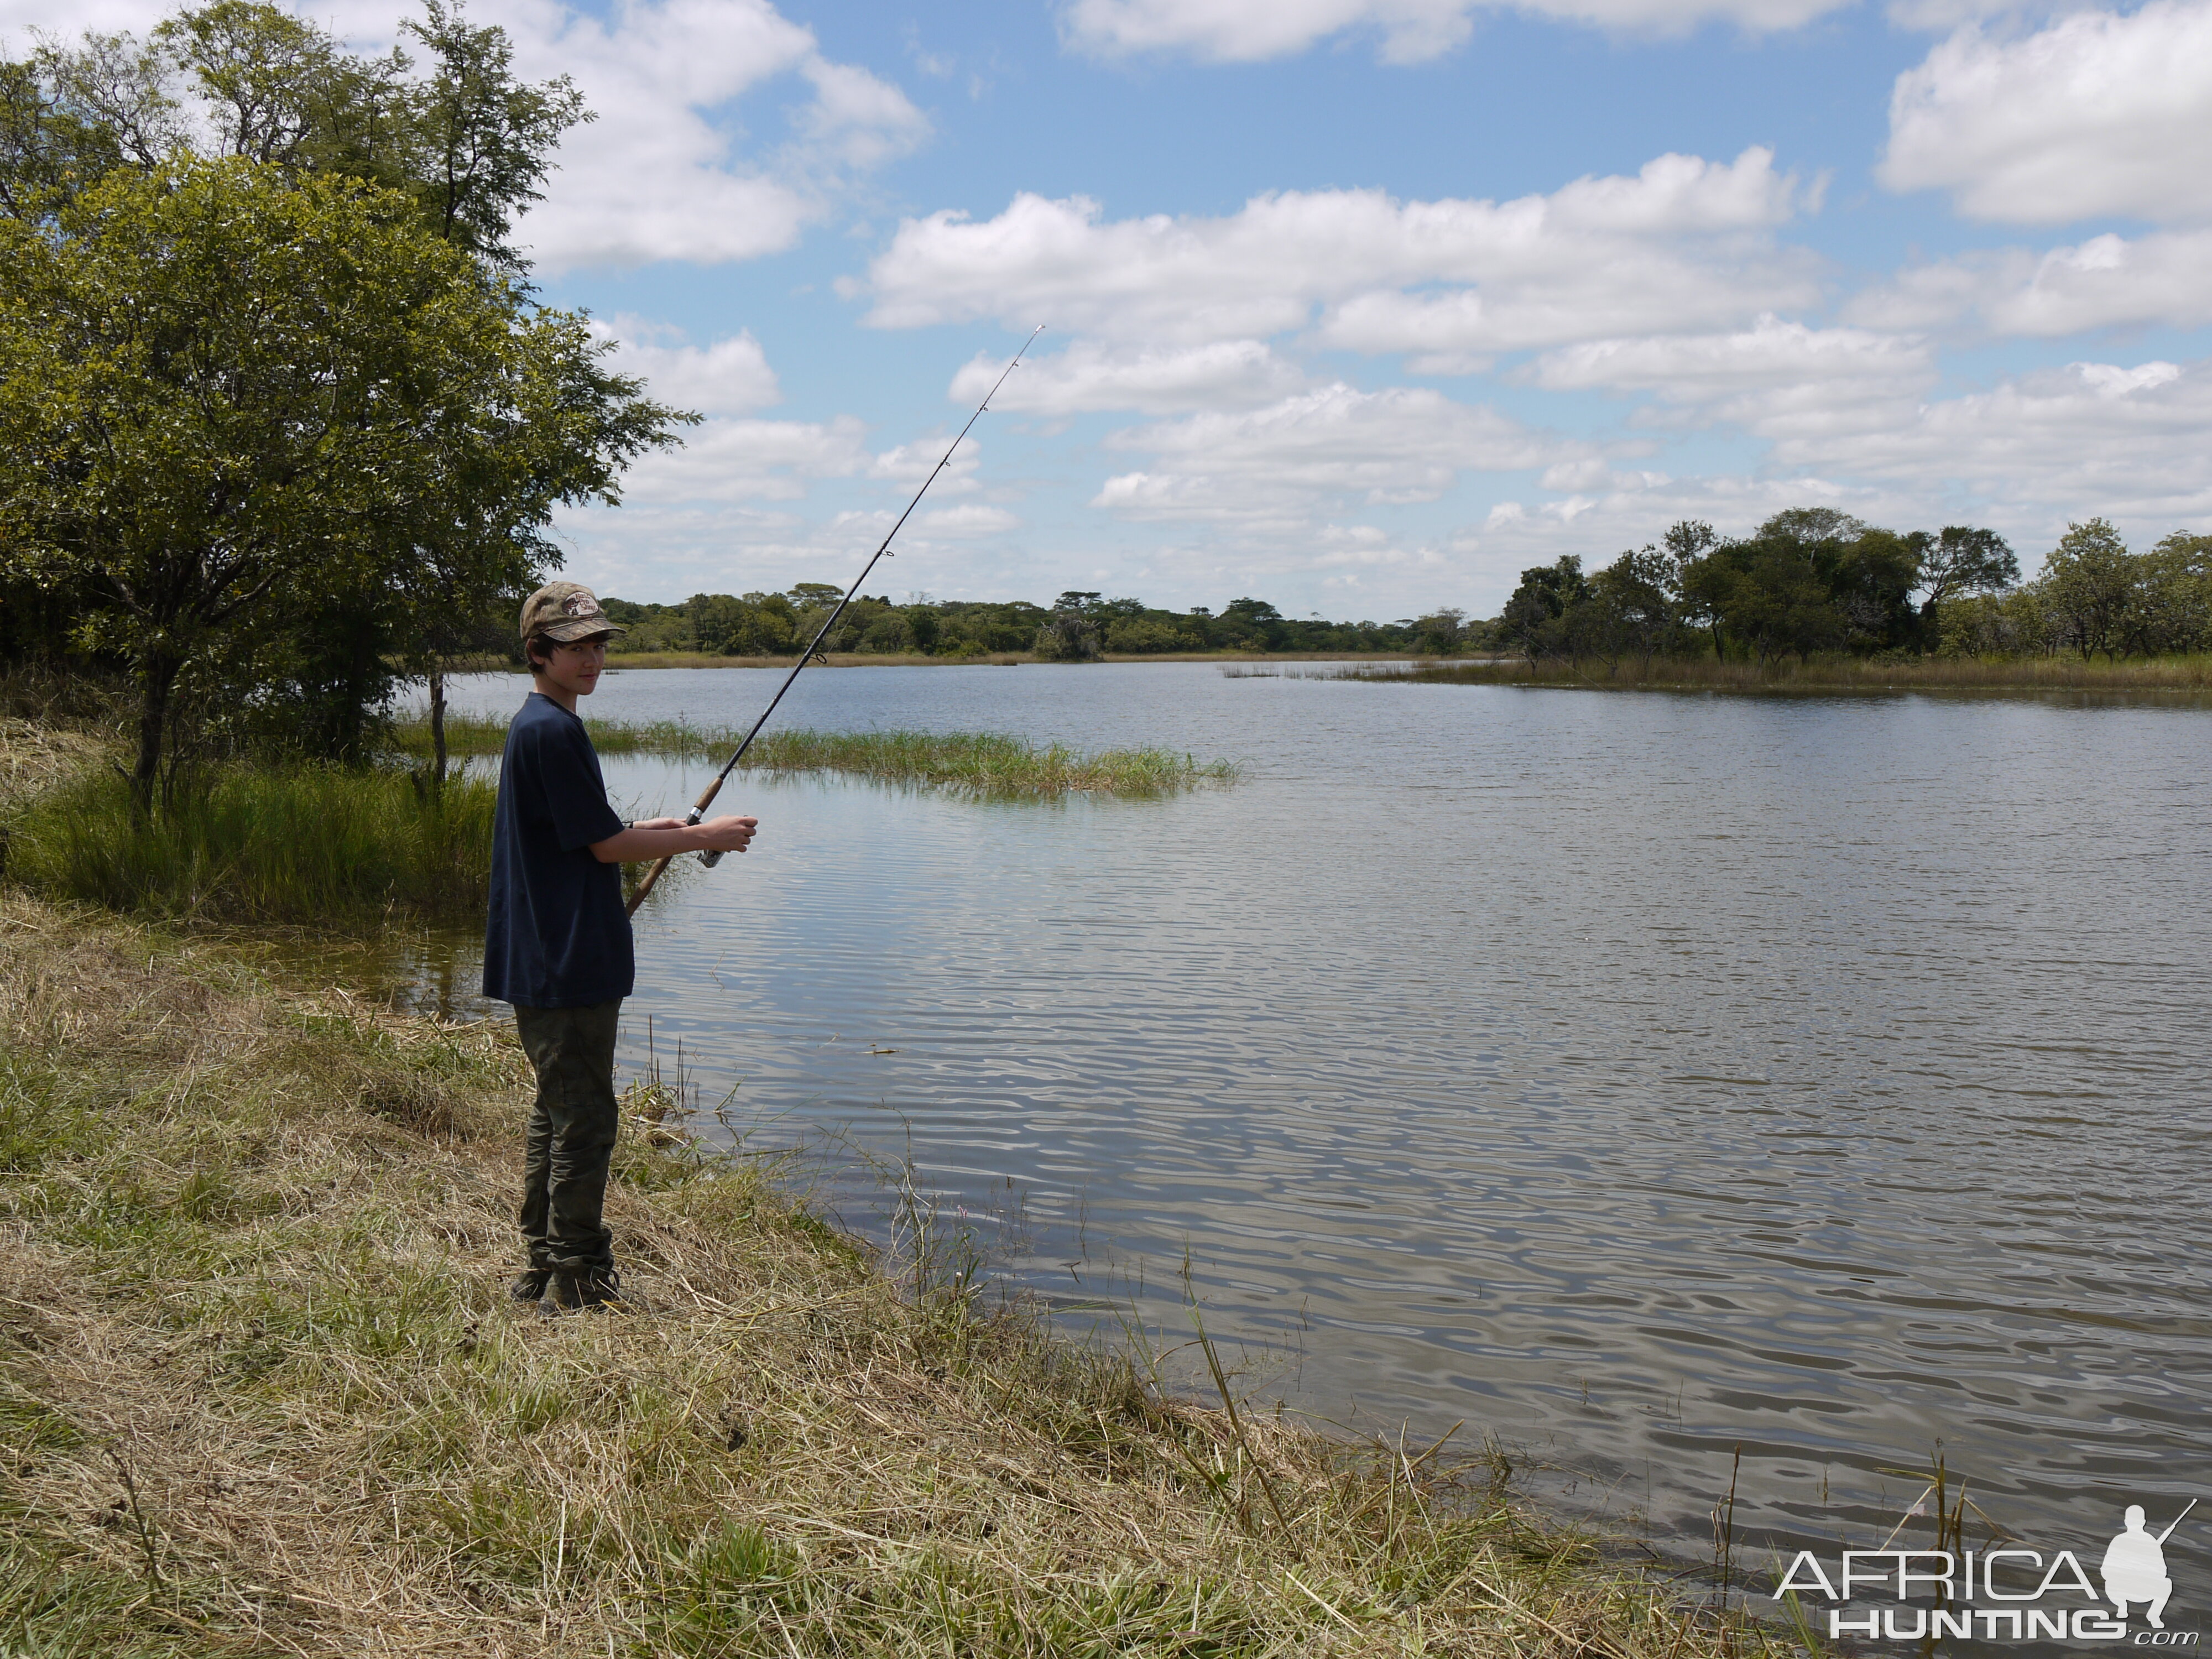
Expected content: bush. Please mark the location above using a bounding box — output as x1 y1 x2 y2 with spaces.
5 764 495 927
1103 618 1197 654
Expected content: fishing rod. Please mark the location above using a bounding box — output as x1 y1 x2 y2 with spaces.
624 326 1045 917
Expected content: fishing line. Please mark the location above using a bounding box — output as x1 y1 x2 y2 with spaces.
624 326 1045 916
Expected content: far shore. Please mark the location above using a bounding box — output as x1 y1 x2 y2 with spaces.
452 649 1423 671
447 649 2212 691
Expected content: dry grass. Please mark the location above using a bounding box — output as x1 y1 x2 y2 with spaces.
0 893 1811 1657
0 717 111 806
1333 654 2212 694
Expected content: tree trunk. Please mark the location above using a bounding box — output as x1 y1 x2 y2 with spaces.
131 654 182 817
429 666 448 794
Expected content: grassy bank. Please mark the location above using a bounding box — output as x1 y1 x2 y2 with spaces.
395 717 1238 799
0 720 1796 1656
0 888 1801 1657
1331 653 2212 693
4 765 497 927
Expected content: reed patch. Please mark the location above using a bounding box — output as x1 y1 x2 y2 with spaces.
395 714 1239 799
3 764 497 928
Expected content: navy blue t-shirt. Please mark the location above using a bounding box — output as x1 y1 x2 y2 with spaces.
482 693 634 1008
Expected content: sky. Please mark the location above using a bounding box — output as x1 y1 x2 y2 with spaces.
15 0 2212 615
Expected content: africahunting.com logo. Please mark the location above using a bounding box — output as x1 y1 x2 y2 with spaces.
1775 1502 2198 1644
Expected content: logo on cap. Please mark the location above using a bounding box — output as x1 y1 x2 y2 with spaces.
562 592 603 619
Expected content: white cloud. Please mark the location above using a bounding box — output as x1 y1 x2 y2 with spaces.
1846 231 2212 336
796 55 932 169
619 415 872 503
949 340 1307 414
12 0 925 273
1061 0 1850 65
1527 316 1935 423
861 150 1812 354
1091 383 1564 522
1882 1 2212 226
1767 358 2212 524
600 323 782 416
496 0 927 271
914 504 1021 536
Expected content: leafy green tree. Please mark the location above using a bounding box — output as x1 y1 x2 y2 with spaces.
2131 533 2212 656
1681 529 1843 663
1820 527 1924 651
1660 520 1721 656
1501 557 1590 661
1410 608 1467 655
7 3 606 764
1209 598 1286 651
0 157 682 804
1035 597 1103 662
1916 526 2018 639
1588 545 1678 670
2039 519 2136 661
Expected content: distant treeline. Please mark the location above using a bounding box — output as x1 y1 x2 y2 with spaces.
1496 510 2212 668
601 510 2212 667
599 589 1456 660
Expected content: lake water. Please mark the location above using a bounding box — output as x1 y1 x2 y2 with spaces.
421 662 2212 1569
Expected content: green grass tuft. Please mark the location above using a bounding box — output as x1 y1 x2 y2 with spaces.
393 715 1239 798
4 765 496 928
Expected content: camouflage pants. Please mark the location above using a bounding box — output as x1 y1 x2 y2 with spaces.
514 999 623 1275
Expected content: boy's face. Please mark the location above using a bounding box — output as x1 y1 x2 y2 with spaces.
535 635 609 700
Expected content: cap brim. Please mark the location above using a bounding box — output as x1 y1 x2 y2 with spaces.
540 620 627 641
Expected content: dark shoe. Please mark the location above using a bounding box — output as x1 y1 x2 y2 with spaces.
546 1269 627 1314
509 1269 552 1305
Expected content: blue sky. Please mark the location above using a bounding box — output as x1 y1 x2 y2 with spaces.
23 0 2212 615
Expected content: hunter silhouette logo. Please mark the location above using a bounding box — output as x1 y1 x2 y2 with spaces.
1775 1499 2200 1643
2107 1503 2194 1630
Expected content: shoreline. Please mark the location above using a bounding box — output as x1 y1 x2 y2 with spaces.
0 714 1790 1655
448 648 2212 692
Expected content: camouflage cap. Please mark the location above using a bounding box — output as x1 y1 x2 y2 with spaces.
520 581 626 643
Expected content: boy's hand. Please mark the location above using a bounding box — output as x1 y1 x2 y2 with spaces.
590 814 760 864
697 814 758 853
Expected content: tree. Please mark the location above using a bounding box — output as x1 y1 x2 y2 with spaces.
1501 557 1589 661
0 156 685 804
1588 545 1678 671
8 3 603 766
2131 533 2212 656
1916 525 2018 641
2039 519 2136 661
1819 527 1923 651
1410 608 1466 655
1661 520 1722 656
1680 529 1843 664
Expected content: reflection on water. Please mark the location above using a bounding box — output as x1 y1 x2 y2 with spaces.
400 664 2212 1561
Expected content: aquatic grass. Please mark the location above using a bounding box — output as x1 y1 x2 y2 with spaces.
3 764 497 928
0 887 1807 1658
1328 653 2212 694
393 715 1239 798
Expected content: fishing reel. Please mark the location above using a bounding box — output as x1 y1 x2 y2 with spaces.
691 807 726 868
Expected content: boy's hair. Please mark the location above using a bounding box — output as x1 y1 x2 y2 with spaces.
526 629 615 673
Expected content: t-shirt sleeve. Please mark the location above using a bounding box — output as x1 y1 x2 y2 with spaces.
525 721 625 853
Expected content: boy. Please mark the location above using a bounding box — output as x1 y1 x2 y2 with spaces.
485 581 757 1313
